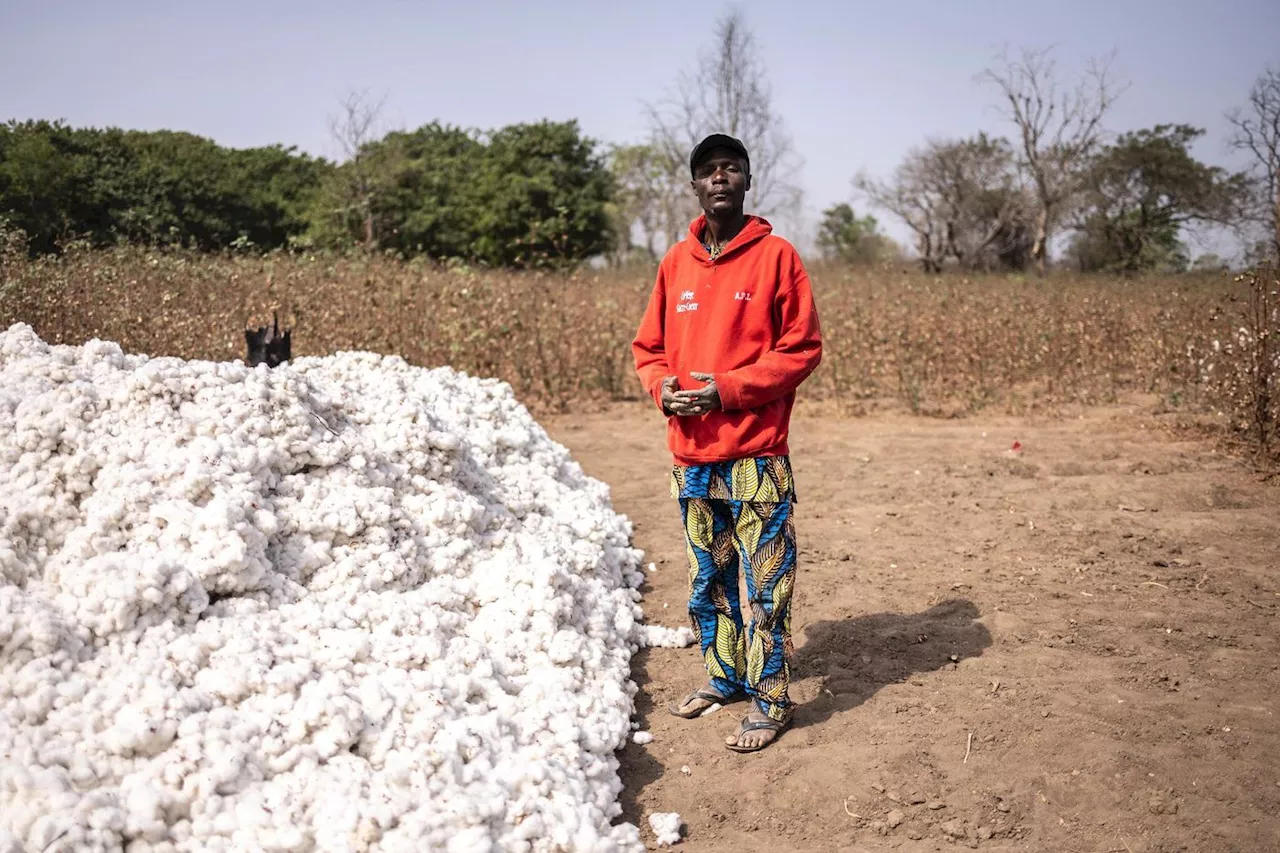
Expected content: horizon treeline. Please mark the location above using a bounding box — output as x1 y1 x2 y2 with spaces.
2 14 1277 274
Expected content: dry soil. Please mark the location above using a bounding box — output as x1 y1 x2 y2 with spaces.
545 400 1279 853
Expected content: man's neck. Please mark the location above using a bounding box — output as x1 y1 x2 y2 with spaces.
704 210 746 248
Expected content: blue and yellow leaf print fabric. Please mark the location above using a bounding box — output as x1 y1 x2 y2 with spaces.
671 455 796 503
676 455 796 722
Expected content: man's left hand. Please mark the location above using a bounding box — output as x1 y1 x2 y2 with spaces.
673 372 722 416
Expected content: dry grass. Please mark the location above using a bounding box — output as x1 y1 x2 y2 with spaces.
1 240 1274 461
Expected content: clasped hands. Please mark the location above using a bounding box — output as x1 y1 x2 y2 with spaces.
661 373 721 417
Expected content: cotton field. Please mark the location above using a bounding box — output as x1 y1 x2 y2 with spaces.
0 324 687 853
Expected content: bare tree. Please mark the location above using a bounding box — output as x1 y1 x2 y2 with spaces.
617 124 692 251
606 143 668 264
329 90 389 250
855 159 946 273
856 135 1033 273
1227 67 1280 264
643 8 804 249
979 47 1124 274
645 101 706 249
930 134 1034 271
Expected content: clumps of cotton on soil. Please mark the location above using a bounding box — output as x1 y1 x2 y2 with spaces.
646 814 682 847
0 324 689 853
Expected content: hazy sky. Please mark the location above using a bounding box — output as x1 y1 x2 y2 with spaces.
3 0 1278 252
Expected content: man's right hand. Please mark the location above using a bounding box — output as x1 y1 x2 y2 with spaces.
660 375 690 416
663 376 711 417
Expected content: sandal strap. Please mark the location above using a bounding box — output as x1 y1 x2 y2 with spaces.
690 688 738 704
737 718 786 733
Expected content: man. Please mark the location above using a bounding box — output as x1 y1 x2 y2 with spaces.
632 133 822 752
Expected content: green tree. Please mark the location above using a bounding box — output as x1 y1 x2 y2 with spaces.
370 123 486 258
1 115 610 266
1070 124 1245 274
229 144 331 249
815 203 888 264
0 121 96 254
1066 213 1189 273
306 119 613 268
115 130 243 247
105 131 328 250
470 120 614 268
0 121 327 253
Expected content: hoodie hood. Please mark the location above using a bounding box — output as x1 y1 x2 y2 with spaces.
686 214 773 264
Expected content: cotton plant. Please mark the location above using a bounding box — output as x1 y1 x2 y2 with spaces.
0 324 690 853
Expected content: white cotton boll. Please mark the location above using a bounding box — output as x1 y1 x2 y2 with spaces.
0 325 656 852
642 625 696 649
631 731 654 745
0 829 21 853
648 813 682 846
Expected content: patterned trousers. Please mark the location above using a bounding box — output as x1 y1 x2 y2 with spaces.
679 496 797 721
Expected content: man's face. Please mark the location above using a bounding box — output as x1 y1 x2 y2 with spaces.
690 148 750 215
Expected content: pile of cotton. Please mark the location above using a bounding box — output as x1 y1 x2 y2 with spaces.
0 324 684 853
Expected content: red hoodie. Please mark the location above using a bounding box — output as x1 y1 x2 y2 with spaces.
632 215 822 465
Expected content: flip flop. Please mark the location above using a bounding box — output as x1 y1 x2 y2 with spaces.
667 687 744 719
725 713 792 753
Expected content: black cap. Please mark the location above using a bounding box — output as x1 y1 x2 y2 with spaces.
690 133 750 176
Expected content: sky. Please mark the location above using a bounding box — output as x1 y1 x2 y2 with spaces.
2 0 1278 256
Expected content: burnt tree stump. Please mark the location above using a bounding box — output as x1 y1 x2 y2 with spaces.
245 312 291 367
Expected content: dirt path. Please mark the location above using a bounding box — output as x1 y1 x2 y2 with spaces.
545 401 1279 853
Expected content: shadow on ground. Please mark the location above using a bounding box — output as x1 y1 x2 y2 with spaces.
615 648 663 829
616 599 992 829
792 598 992 729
